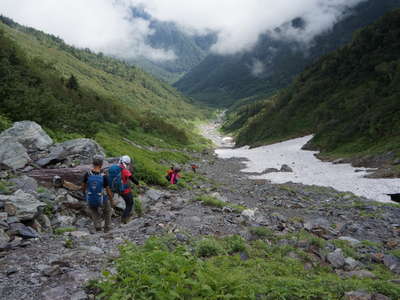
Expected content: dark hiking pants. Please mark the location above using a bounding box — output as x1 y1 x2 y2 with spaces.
121 192 134 219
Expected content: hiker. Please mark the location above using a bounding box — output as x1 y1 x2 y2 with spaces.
170 166 181 184
166 166 174 181
190 163 198 173
82 155 113 233
108 155 140 224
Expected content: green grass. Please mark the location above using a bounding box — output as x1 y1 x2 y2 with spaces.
195 194 246 213
54 227 77 235
0 180 13 194
93 235 400 299
249 226 276 240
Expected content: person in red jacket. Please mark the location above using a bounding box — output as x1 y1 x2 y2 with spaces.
170 166 181 184
119 155 139 224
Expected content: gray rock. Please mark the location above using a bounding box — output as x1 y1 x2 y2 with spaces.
343 270 376 279
0 212 7 222
0 136 30 169
280 164 293 172
339 236 361 247
327 248 345 268
9 175 38 195
343 291 372 300
0 228 9 245
146 189 164 202
9 222 39 239
344 257 360 271
0 190 45 220
384 255 400 274
0 121 53 150
53 215 75 227
37 213 52 230
37 138 105 167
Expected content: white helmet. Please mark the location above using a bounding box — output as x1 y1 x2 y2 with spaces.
120 155 131 165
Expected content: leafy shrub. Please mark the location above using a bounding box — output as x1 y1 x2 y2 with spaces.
54 227 76 235
94 236 400 299
195 237 225 257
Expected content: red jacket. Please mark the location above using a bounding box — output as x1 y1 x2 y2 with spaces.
121 164 132 194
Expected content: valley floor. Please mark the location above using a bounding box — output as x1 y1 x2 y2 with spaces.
1 122 400 299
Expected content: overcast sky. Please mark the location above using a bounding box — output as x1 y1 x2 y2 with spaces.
0 0 366 61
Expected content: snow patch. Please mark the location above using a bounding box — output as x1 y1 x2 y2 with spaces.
216 135 399 203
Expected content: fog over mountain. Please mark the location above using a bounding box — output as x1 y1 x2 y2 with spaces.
0 0 366 61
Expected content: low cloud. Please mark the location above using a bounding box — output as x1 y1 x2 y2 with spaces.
250 59 265 77
0 0 175 61
0 0 367 60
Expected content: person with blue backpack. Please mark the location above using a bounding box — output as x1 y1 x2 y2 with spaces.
108 155 139 224
82 155 113 233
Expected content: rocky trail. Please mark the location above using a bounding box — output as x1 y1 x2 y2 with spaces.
0 121 400 299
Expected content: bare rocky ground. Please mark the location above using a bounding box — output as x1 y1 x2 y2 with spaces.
0 121 400 299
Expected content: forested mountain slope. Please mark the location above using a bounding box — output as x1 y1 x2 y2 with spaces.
175 0 400 107
231 10 400 160
0 16 209 185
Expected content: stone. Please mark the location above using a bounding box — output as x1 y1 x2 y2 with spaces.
70 231 90 238
9 222 39 239
0 212 7 222
280 164 293 172
344 270 376 279
304 217 335 238
0 228 9 245
339 236 361 247
42 265 63 277
343 291 372 300
0 121 53 150
344 257 360 271
9 175 38 195
0 136 30 169
384 255 400 274
146 189 163 202
241 208 258 222
0 190 45 220
53 215 75 227
37 138 105 167
37 213 52 230
4 202 16 216
211 192 227 203
327 249 345 268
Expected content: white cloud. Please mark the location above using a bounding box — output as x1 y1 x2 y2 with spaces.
0 0 367 59
0 0 175 61
250 59 265 77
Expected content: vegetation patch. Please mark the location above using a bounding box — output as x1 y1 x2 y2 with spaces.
92 235 400 299
195 194 246 213
54 227 77 235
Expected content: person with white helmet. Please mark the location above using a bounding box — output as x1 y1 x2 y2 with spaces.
118 155 139 224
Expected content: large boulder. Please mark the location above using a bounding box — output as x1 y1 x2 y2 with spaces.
0 136 30 169
36 138 105 167
0 121 53 151
0 190 45 220
9 175 38 195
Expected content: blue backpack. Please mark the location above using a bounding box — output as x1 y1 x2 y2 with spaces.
108 165 124 193
86 171 105 208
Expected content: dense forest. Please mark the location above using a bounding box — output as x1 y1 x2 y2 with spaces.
175 0 400 107
228 10 400 159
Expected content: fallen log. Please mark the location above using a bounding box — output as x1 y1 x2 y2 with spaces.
28 165 90 186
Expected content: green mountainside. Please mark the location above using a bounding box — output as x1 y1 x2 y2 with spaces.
175 0 400 107
0 16 210 185
228 10 400 160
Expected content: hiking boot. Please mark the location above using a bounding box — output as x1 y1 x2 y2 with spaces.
95 227 102 232
104 227 111 233
121 217 131 224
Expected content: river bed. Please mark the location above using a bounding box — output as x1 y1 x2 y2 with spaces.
213 134 399 203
